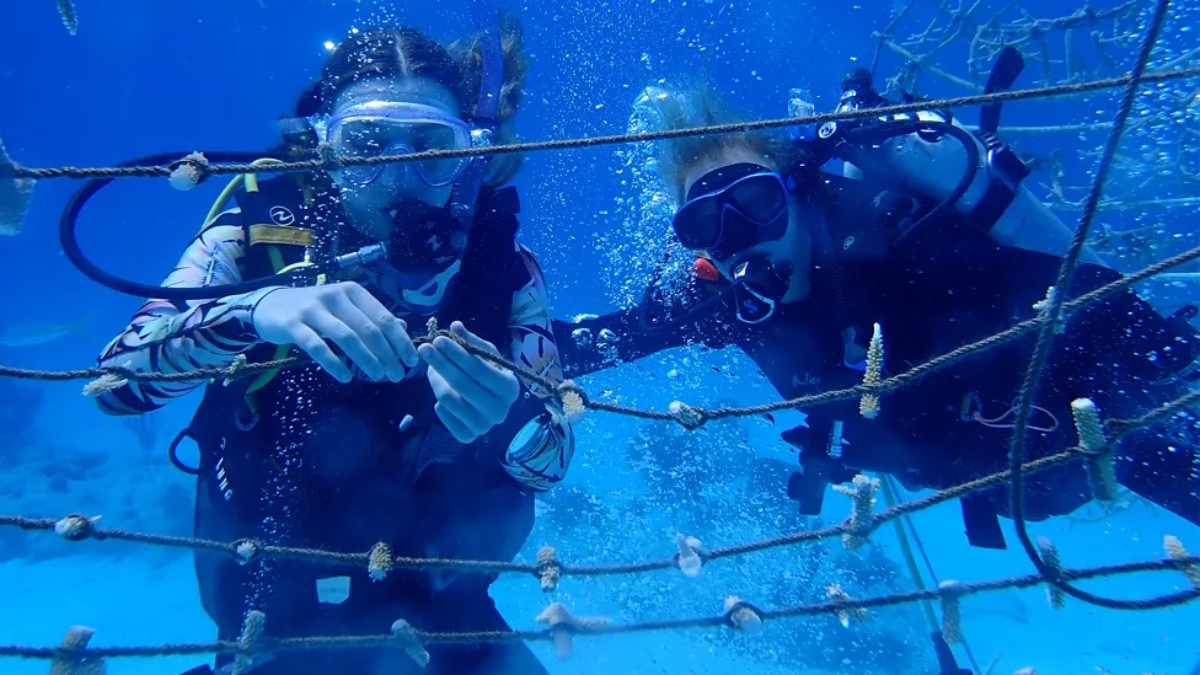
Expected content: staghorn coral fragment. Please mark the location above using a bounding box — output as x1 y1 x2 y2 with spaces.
232 610 266 675
1071 398 1117 502
832 474 879 550
938 580 962 644
859 322 884 419
57 0 79 36
368 542 393 581
49 625 105 675
1164 535 1200 588
826 582 868 628
82 372 128 398
723 595 763 635
391 620 430 667
535 602 611 661
675 533 703 577
536 546 562 592
1037 537 1066 609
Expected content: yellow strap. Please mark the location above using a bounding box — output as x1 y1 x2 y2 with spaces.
199 158 316 398
199 158 285 235
245 344 292 396
248 223 316 247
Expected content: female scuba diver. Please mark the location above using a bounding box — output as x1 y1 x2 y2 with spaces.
92 14 572 675
556 70 1200 553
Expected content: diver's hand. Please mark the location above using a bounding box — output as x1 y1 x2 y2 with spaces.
251 282 418 383
0 136 35 236
419 321 520 444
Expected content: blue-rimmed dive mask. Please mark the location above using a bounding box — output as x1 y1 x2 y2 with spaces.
315 99 483 191
672 163 791 263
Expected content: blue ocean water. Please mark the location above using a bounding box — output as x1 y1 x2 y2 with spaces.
0 0 1198 673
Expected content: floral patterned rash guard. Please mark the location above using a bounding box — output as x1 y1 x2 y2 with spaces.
94 209 576 492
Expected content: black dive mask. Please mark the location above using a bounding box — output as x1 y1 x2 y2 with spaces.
384 200 467 274
730 256 793 324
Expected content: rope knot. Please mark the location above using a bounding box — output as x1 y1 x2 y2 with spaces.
723 596 763 635
535 546 562 592
54 514 100 541
168 152 210 191
668 400 707 431
557 381 588 424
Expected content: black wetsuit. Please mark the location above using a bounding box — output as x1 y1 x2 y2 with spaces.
175 181 551 675
554 209 1200 547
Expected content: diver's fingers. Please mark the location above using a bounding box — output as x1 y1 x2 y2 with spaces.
306 306 387 382
418 336 505 411
290 323 352 383
434 399 479 443
434 323 515 394
326 291 406 382
449 321 502 357
344 282 418 369
428 364 490 442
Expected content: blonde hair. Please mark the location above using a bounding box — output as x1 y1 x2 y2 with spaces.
640 80 797 203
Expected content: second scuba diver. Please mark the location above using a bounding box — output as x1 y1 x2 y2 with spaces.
90 12 573 675
556 66 1200 550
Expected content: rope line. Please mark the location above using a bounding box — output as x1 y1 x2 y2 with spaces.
1005 0 1182 612
16 239 1200 437
0 449 1076 578
4 555 1196 663
9 65 1200 183
7 372 1197 581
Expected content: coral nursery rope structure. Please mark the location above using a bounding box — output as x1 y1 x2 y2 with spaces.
4 0 1200 668
6 66 1200 185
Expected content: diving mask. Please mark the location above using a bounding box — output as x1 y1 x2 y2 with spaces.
673 163 790 263
318 100 480 188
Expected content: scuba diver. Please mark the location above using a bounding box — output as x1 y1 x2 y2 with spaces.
555 62 1200 557
85 11 573 675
